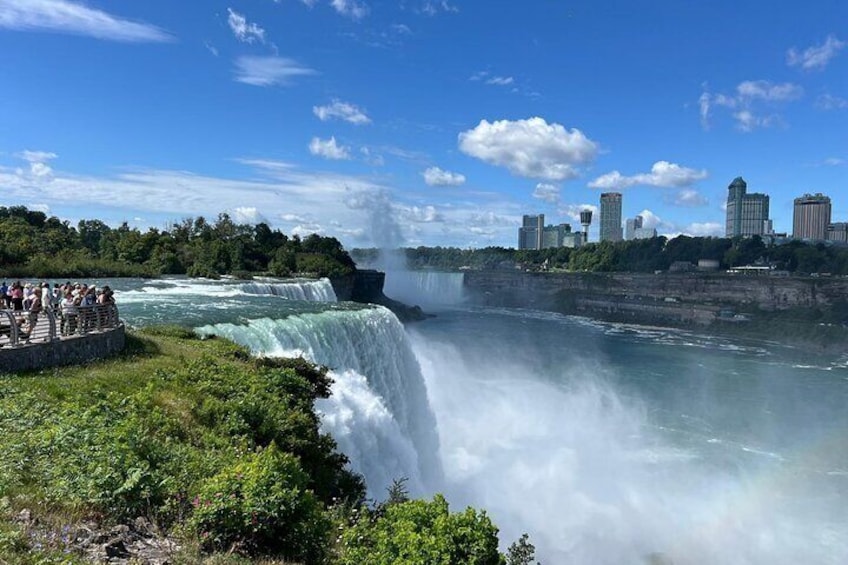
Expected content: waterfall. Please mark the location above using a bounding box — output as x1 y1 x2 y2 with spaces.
240 278 337 302
382 271 465 307
196 306 441 497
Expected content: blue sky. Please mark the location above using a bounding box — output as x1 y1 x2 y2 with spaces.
1 0 846 248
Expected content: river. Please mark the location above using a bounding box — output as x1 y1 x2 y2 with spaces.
110 273 848 564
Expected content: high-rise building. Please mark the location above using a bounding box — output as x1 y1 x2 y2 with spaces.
541 223 572 249
600 192 623 242
793 193 831 240
518 214 544 250
827 222 848 243
579 209 593 243
625 215 643 240
725 177 770 238
633 226 657 239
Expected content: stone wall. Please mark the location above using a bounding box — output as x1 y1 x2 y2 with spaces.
0 325 126 374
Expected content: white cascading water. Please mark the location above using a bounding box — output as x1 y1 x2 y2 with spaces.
381 271 465 307
240 278 337 302
196 306 442 496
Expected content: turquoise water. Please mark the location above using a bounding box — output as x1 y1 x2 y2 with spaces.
111 275 848 564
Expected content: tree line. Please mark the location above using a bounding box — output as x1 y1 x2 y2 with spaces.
354 235 848 275
0 205 355 279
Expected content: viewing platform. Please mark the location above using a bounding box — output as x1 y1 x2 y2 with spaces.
0 304 125 373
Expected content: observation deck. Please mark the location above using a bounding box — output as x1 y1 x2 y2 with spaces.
0 304 125 373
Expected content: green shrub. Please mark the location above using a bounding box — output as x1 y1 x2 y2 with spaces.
188 443 329 562
337 494 505 565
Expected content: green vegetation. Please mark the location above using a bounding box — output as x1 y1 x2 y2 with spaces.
0 329 528 564
0 206 355 279
354 235 848 275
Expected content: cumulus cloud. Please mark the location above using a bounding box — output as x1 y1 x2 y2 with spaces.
420 1 459 15
422 166 465 186
458 117 599 181
16 150 57 178
699 80 802 131
233 55 316 86
682 222 724 237
331 0 369 19
0 0 172 42
232 206 267 224
227 8 265 44
672 188 708 207
399 205 443 223
787 35 845 71
313 100 371 125
532 183 559 204
309 136 351 160
559 203 599 223
589 161 707 190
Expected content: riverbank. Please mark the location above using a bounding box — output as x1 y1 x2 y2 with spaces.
463 270 848 352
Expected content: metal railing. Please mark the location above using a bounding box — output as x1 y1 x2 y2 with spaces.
0 304 120 348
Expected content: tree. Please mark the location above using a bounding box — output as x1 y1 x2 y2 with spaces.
337 494 505 565
506 534 539 565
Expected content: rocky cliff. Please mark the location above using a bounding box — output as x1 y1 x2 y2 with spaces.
463 271 848 348
331 270 428 322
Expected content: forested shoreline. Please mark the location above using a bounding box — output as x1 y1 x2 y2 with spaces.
0 206 355 279
354 235 848 275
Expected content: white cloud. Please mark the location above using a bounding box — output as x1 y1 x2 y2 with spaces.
532 183 559 204
787 35 845 71
822 157 845 166
458 117 599 181
15 150 57 178
399 205 443 223
421 1 459 15
422 166 465 186
309 136 351 160
733 110 777 132
0 0 172 42
589 161 707 190
816 93 848 110
281 213 309 223
699 81 802 131
232 206 267 224
313 99 371 125
682 222 723 237
233 55 316 86
331 0 369 19
559 203 599 223
486 76 514 86
736 80 803 102
204 41 219 57
673 188 708 207
227 8 265 44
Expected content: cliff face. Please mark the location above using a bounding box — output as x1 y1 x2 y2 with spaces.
463 271 848 344
331 270 428 323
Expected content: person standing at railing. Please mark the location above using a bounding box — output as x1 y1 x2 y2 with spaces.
0 281 8 309
61 292 78 336
9 282 23 311
25 289 42 340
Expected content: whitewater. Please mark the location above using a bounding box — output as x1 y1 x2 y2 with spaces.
113 274 848 564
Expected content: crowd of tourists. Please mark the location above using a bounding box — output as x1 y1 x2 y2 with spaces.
0 280 116 341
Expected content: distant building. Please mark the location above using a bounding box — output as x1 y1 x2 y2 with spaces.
541 223 572 249
561 232 583 248
725 177 770 238
793 193 831 240
579 209 593 243
518 214 544 250
633 227 657 239
827 222 848 243
625 215 643 240
600 192 623 242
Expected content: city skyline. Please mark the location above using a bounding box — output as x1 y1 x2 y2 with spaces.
0 1 846 248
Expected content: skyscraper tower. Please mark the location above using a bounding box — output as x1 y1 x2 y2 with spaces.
725 177 770 238
518 214 544 250
599 192 623 242
793 193 831 240
580 209 593 244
